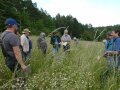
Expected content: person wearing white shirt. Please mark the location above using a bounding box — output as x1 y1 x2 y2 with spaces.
20 28 30 61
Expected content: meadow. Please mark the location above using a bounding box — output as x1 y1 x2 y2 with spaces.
0 36 120 90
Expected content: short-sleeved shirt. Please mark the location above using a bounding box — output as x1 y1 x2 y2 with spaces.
1 30 20 56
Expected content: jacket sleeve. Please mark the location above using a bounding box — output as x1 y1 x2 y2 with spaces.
58 36 61 43
116 39 120 51
50 36 53 45
113 38 120 51
20 36 26 46
61 36 64 42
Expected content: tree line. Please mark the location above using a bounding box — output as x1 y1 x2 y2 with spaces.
0 0 120 41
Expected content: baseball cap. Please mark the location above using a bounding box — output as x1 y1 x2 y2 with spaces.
5 18 17 25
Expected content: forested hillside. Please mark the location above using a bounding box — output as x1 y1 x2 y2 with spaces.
0 0 120 41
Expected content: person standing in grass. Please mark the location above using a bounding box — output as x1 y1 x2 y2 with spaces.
101 30 120 82
20 28 31 61
110 30 120 69
61 29 71 51
27 34 32 58
103 32 114 68
50 31 61 56
37 32 47 54
73 37 79 47
0 18 28 74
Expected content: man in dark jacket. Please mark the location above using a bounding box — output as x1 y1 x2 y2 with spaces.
50 31 61 56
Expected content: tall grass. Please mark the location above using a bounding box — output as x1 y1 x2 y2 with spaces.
0 36 120 90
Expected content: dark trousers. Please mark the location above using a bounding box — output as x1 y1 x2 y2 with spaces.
22 51 29 61
5 56 20 73
63 44 70 51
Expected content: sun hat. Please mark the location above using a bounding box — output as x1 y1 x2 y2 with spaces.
64 29 68 33
40 32 45 36
22 28 31 33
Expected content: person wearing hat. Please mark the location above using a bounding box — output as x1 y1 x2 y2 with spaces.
61 29 71 51
20 28 31 61
50 31 61 56
73 37 79 47
103 32 114 69
0 18 28 75
37 32 47 54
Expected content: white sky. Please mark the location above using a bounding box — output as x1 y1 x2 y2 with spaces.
32 0 120 27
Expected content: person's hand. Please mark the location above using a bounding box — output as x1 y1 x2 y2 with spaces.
21 64 31 73
21 65 27 71
103 52 107 57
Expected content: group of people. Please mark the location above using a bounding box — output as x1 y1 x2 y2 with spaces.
2 17 120 88
103 30 120 70
0 18 74 76
37 29 72 56
0 18 32 78
0 18 79 88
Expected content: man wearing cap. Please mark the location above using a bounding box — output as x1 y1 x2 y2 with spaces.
0 18 27 73
20 28 31 61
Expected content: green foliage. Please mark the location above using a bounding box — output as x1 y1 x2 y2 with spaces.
0 0 120 40
0 0 53 34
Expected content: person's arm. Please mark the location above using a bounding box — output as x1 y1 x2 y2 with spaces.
58 36 61 43
20 36 26 47
50 36 53 45
68 35 71 43
9 34 27 70
117 39 120 51
61 36 65 42
109 39 120 55
13 46 27 70
112 39 120 52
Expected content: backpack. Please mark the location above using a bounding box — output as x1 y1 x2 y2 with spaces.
29 39 32 50
0 32 9 57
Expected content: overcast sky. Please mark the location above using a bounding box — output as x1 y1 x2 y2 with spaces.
32 0 120 27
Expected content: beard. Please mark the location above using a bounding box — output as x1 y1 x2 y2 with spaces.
14 29 19 35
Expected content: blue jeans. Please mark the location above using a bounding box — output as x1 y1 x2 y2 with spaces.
63 44 70 51
107 56 114 69
113 55 120 68
22 51 29 61
52 44 60 56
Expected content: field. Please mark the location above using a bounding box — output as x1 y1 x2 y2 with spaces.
0 36 120 90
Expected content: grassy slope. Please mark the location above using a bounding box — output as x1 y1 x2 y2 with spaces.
0 36 120 90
